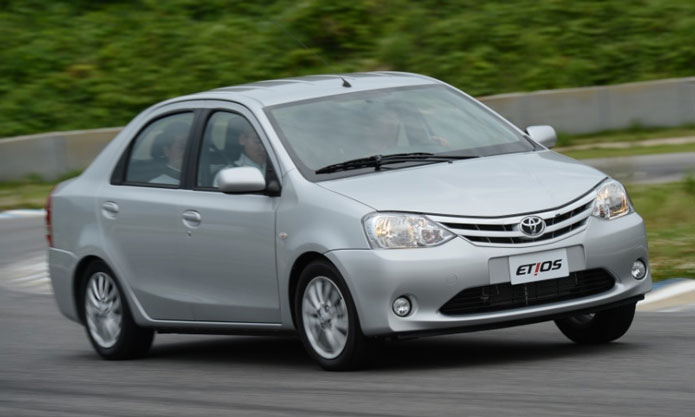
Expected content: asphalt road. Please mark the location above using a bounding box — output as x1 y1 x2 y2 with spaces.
1 219 694 416
0 217 50 295
0 217 45 267
1 288 694 416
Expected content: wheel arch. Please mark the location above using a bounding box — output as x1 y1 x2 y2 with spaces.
72 255 110 324
287 252 331 328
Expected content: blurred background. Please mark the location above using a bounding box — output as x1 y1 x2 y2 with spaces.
0 0 692 136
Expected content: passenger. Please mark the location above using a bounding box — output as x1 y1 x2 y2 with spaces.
149 123 189 185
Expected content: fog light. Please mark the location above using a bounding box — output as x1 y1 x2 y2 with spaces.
392 296 411 317
631 260 647 280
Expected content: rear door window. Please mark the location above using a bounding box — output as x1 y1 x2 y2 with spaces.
124 113 194 186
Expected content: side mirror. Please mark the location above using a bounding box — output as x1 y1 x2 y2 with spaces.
526 125 558 149
216 167 266 193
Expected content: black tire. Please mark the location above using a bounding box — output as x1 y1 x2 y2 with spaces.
294 260 370 371
555 303 636 344
81 261 154 360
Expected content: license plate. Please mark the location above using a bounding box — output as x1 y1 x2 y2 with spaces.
509 248 569 285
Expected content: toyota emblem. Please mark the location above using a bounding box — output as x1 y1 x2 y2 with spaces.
519 216 546 237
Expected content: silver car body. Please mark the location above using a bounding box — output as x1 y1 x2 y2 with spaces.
48 72 651 337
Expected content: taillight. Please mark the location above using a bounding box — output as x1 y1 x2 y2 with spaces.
45 186 56 247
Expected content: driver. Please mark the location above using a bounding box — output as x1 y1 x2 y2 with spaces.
234 125 267 172
363 108 449 156
212 123 267 187
364 108 401 155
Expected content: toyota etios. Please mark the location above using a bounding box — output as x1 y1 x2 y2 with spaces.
47 72 651 370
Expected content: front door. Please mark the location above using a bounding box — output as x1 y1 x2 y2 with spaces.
175 190 279 323
176 110 280 323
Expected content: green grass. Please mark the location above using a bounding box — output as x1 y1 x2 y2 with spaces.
0 181 53 211
557 125 695 148
560 142 695 160
0 172 81 211
626 180 695 281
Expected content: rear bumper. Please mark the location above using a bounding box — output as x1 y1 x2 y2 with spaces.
48 248 80 322
326 212 651 337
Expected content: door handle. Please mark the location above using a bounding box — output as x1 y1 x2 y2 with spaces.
101 201 119 219
182 210 202 227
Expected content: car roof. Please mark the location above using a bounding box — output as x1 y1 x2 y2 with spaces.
159 72 441 108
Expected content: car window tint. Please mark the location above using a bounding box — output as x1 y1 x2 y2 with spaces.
125 113 194 186
197 112 268 188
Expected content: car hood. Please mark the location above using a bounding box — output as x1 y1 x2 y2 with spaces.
318 151 607 217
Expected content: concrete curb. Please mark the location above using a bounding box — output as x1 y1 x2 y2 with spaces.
637 278 695 312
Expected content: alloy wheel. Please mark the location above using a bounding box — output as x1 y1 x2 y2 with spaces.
301 276 349 359
85 272 123 349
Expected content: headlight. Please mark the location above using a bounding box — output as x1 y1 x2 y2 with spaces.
592 180 633 220
363 213 455 249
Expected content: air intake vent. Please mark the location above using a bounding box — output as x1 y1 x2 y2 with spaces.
439 269 615 316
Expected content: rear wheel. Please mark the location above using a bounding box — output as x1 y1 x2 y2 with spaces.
295 260 369 371
555 303 636 344
82 261 154 359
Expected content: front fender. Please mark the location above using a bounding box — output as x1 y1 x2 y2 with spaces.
275 170 373 327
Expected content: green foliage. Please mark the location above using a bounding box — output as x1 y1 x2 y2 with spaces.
1 0 693 137
684 175 695 196
0 170 81 210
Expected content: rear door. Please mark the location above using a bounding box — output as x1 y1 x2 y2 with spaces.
99 101 282 324
98 109 199 320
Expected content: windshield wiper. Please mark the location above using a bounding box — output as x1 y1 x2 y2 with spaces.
315 152 478 174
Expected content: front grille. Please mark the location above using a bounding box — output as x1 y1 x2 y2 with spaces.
439 269 615 316
429 194 595 246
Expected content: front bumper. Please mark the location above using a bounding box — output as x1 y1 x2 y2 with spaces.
326 213 651 337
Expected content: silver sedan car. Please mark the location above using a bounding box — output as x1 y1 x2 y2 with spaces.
47 72 651 370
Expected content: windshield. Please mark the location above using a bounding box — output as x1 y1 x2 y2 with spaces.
265 84 535 180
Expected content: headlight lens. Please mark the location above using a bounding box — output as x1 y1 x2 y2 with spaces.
363 213 455 249
592 181 633 220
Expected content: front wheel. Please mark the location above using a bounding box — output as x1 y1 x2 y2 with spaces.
82 261 154 359
295 260 370 371
555 303 636 344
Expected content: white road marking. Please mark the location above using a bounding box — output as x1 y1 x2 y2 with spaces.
658 303 695 313
637 280 695 312
0 254 52 295
640 280 695 304
0 209 46 220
